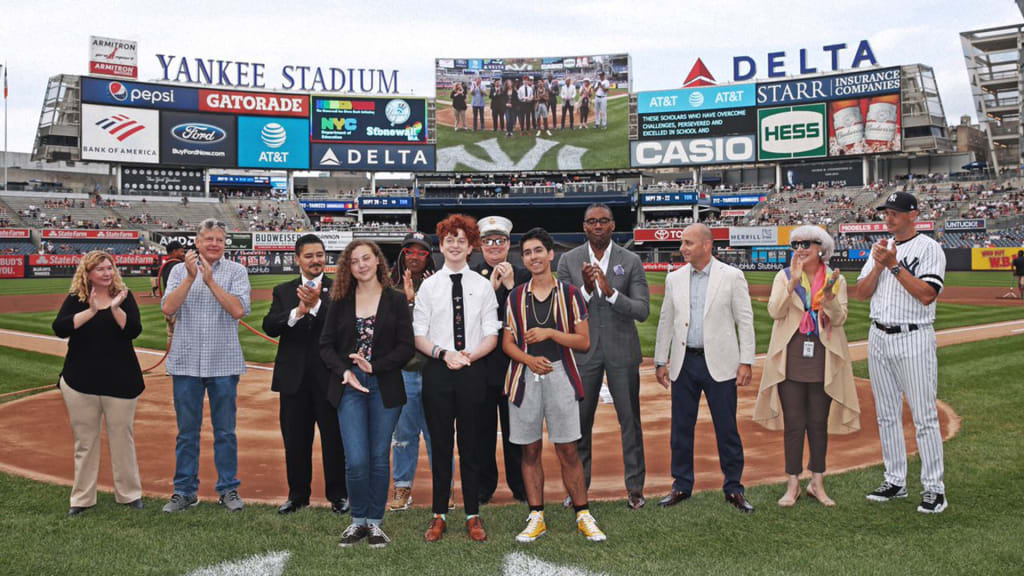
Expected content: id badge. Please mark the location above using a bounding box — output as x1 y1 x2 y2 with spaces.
802 340 815 358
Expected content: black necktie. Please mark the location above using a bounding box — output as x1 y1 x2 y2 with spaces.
450 273 465 351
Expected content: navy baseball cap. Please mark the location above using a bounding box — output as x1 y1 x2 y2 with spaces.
402 232 431 250
876 192 918 212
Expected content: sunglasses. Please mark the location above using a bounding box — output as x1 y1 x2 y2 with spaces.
483 237 508 247
790 240 822 250
584 217 612 226
402 247 430 258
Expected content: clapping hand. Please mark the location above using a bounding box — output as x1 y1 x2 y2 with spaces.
823 269 841 300
403 269 416 303
199 255 215 285
342 369 369 393
348 352 373 374
581 263 597 293
592 267 613 298
297 281 320 315
88 286 102 314
111 288 128 309
871 238 898 269
183 250 199 278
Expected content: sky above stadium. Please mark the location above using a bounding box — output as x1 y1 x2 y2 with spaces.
0 0 1020 155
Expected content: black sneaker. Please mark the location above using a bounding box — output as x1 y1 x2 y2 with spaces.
367 524 391 548
866 481 908 502
917 492 948 514
338 523 369 548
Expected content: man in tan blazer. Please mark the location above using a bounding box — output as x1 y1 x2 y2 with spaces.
654 224 756 512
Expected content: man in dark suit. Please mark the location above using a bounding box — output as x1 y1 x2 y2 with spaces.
262 234 348 515
556 203 650 509
472 216 528 505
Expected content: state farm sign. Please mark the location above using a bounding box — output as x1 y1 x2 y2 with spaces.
41 229 141 240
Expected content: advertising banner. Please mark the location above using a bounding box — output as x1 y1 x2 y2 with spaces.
435 53 630 172
730 226 778 247
159 111 236 167
26 254 157 278
0 229 30 239
209 175 271 187
223 250 341 275
311 96 428 144
972 247 1024 271
199 89 309 117
631 135 756 167
151 230 252 250
710 194 766 206
298 200 356 212
0 256 25 279
638 106 755 140
81 104 160 164
783 159 863 188
252 231 351 251
634 227 730 243
721 209 749 217
311 143 436 172
237 116 310 170
358 196 414 209
82 77 199 110
756 66 901 106
642 262 681 272
757 103 827 160
41 229 140 240
944 219 986 232
640 192 698 205
636 84 756 114
838 221 935 233
122 165 205 195
828 95 901 155
89 36 138 79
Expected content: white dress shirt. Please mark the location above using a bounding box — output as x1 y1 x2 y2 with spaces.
580 243 620 304
560 83 578 103
413 264 501 352
517 84 534 102
287 272 324 327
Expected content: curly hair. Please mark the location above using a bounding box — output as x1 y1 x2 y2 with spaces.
331 240 391 301
69 251 127 303
436 214 480 249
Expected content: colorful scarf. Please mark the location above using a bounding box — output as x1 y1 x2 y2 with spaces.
786 265 837 337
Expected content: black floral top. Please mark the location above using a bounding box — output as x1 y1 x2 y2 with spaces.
355 315 376 361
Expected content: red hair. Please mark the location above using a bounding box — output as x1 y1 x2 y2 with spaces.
436 214 480 248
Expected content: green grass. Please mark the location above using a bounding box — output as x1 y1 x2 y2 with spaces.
2 334 1022 575
0 274 297 296
741 270 1017 288
0 346 64 402
435 96 628 171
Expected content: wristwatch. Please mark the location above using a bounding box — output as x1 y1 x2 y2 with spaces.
889 264 901 277
655 362 666 369
438 350 447 362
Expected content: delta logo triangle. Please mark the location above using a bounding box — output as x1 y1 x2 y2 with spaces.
683 59 716 88
320 148 341 166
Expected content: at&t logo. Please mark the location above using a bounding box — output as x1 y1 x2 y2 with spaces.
259 122 290 162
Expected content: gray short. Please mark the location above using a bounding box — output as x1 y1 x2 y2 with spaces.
509 362 581 445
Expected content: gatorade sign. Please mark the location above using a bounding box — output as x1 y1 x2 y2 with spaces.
757 103 827 160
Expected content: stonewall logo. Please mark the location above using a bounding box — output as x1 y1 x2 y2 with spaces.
95 113 146 141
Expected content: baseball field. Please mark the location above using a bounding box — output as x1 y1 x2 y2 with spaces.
0 270 1022 575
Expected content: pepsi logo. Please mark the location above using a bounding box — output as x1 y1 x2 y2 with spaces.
108 82 128 102
261 123 287 148
172 123 226 144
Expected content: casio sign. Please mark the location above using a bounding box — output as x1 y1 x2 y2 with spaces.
633 135 755 166
172 123 227 144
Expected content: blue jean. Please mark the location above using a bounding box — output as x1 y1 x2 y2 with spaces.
392 370 432 488
171 375 240 496
338 367 401 525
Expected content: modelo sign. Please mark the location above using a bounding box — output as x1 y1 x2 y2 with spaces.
630 135 755 167
758 103 826 160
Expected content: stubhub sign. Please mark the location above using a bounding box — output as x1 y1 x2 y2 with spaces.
237 116 309 169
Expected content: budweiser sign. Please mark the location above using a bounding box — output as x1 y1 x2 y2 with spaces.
41 229 141 240
838 221 934 234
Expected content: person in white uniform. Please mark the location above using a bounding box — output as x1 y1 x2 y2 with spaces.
855 192 948 514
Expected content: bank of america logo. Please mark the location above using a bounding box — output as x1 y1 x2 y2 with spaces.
95 114 146 141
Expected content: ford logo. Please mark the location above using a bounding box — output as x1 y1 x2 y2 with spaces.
172 123 226 144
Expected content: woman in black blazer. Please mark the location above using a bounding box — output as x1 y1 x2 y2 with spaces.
320 240 414 548
52 251 144 516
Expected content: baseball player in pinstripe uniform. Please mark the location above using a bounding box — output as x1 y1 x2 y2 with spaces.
855 192 948 514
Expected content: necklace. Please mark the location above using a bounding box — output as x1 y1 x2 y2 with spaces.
531 289 554 326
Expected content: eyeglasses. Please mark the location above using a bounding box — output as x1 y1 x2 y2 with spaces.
584 217 612 226
790 240 822 250
402 247 430 258
483 237 508 247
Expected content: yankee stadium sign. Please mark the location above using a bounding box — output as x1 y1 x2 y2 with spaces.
156 54 400 94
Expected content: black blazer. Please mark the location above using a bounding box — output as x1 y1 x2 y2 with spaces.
319 287 414 409
262 276 334 396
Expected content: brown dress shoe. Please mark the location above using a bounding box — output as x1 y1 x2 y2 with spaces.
658 490 691 507
725 492 755 513
424 517 447 542
466 516 488 542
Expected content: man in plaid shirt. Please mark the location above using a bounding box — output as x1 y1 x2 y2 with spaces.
160 219 251 513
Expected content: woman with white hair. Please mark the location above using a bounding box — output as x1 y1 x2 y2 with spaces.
753 225 860 507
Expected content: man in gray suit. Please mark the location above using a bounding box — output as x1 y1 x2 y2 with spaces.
556 203 650 509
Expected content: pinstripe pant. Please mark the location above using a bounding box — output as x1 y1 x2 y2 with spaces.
867 324 945 494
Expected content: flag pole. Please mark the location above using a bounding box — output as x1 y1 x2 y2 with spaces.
3 62 7 193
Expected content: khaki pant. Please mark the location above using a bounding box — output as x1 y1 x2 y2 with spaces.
60 379 142 507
